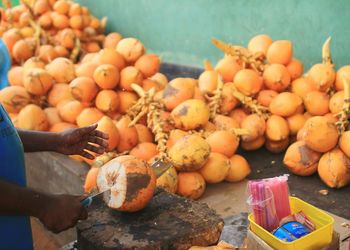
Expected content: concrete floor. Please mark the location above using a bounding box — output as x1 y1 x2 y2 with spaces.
25 152 350 250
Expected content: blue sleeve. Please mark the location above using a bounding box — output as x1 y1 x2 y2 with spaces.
0 39 11 90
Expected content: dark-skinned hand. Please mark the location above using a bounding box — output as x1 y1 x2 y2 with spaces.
38 194 88 233
55 124 109 159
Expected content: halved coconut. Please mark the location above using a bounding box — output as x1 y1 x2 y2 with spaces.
96 155 156 212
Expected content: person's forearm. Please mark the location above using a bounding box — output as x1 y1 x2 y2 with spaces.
0 179 51 218
16 129 59 152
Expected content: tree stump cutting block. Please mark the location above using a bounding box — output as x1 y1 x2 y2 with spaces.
77 188 224 250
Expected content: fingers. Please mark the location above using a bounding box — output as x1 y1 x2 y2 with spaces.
91 130 109 140
87 136 108 149
81 150 95 160
76 124 98 136
86 143 105 154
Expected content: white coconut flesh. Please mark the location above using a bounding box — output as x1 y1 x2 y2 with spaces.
96 160 127 209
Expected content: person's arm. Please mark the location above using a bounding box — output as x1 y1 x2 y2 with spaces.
17 124 109 159
0 179 87 233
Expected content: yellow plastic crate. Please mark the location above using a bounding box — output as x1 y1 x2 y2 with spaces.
248 197 334 250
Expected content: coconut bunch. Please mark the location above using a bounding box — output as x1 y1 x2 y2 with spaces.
0 0 110 64
211 34 350 189
0 2 167 165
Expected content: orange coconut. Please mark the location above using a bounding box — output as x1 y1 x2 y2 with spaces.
103 32 123 49
52 13 69 29
95 90 119 113
46 57 75 83
265 138 290 153
234 69 263 96
23 69 53 96
241 114 266 142
266 115 290 141
329 91 344 114
156 166 178 194
229 108 249 127
96 155 156 212
37 12 52 29
220 82 239 114
33 0 50 15
266 40 293 65
286 58 304 80
0 86 30 113
97 48 126 71
8 66 24 87
115 116 139 152
263 64 291 92
38 44 59 63
17 104 49 131
59 28 76 49
130 142 159 161
198 69 219 95
248 34 273 56
93 64 119 89
76 108 104 128
308 63 335 92
169 134 210 171
69 76 98 103
44 107 62 127
149 73 168 89
23 57 45 73
213 114 240 130
241 136 266 151
75 62 99 79
335 65 350 91
47 83 74 107
284 141 321 176
58 100 84 124
225 154 251 182
304 116 339 153
135 124 154 143
269 92 303 117
117 91 138 114
257 89 278 107
12 39 34 63
171 99 210 131
198 152 230 184
54 45 69 57
206 130 239 157
97 116 120 151
166 129 187 148
291 77 318 99
119 66 143 91
177 172 206 200
162 78 195 111
304 91 330 116
134 54 160 78
214 55 243 83
318 148 350 188
142 79 163 92
83 167 99 193
339 131 350 158
116 37 145 63
2 28 22 53
287 113 307 135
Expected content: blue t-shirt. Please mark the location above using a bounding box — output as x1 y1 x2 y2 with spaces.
0 104 34 250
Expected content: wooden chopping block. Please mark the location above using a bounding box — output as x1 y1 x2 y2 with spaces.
77 188 224 250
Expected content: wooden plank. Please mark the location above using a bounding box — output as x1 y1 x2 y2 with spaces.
77 188 224 250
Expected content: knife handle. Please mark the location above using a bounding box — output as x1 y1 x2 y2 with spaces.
81 197 92 207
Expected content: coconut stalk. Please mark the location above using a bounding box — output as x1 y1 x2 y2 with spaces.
91 151 129 168
335 78 350 133
212 38 265 74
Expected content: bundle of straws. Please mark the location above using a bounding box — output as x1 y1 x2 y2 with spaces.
248 175 291 232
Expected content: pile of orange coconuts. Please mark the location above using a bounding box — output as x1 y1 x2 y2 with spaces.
1 0 350 213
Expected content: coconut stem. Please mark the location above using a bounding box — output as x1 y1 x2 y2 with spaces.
92 151 129 168
229 128 250 136
206 76 224 119
212 38 265 74
336 78 350 133
204 60 214 71
70 38 81 63
322 36 332 65
230 86 270 119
